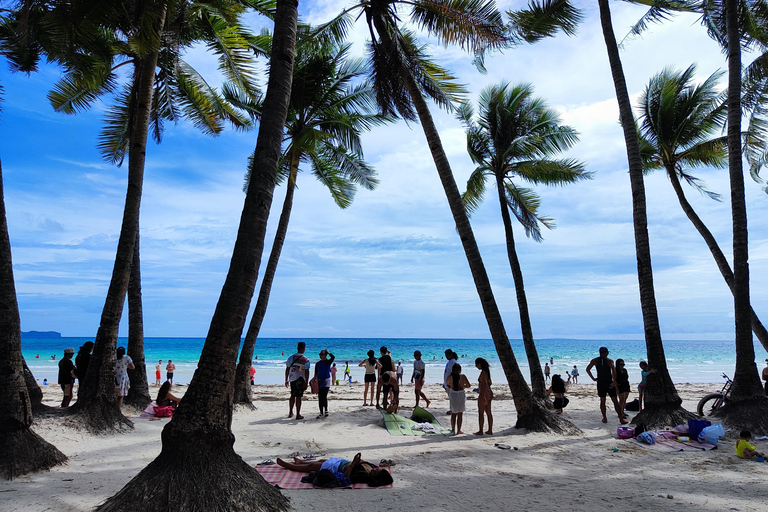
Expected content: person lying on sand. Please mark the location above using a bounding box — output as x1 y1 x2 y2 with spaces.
276 453 393 487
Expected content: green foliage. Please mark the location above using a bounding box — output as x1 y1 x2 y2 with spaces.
507 0 584 43
460 82 590 242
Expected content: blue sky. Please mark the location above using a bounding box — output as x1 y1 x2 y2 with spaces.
2 1 768 341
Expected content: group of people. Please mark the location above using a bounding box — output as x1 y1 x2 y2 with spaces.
358 346 401 411
544 363 579 384
56 342 93 408
441 349 494 435
153 359 176 386
284 342 338 420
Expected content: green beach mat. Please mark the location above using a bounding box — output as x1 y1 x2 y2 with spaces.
379 406 452 436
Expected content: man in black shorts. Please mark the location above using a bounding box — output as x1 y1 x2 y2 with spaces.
380 371 400 413
586 346 626 424
285 342 310 420
376 346 394 409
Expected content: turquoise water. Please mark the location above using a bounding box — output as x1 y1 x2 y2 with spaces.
22 337 768 387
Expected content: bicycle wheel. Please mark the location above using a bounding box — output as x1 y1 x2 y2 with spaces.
697 393 724 417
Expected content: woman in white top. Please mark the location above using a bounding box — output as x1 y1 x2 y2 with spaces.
114 346 135 407
358 350 380 406
445 363 471 434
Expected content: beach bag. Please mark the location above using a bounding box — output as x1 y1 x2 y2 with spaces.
637 431 657 444
153 406 174 417
617 426 635 439
688 418 711 441
625 398 640 411
698 423 726 445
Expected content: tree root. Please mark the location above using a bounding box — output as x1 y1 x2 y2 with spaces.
96 434 289 512
65 398 133 435
0 428 67 480
631 404 696 431
714 395 768 435
515 408 582 435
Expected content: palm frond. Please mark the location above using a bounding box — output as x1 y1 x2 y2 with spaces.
676 167 723 201
462 167 489 215
97 85 133 165
505 182 550 242
48 62 116 113
507 0 583 43
511 158 591 186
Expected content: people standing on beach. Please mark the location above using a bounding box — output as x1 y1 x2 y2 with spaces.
445 363 470 434
637 361 656 411
74 342 94 386
762 359 768 395
475 358 493 435
359 350 379 406
376 346 394 409
285 342 311 420
314 349 336 418
566 370 572 384
411 350 431 408
571 366 579 384
115 346 135 408
155 360 162 386
396 362 403 385
343 361 351 382
250 364 256 385
166 360 175 386
585 347 626 424
544 363 550 383
380 371 400 412
614 359 630 419
546 374 568 414
443 349 458 414
58 347 75 408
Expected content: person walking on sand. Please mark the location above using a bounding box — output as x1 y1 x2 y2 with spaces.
411 350 431 408
474 358 493 435
396 361 404 385
314 349 335 418
586 347 626 424
343 361 351 382
58 347 76 408
155 360 162 386
115 346 135 408
285 342 311 420
359 350 380 406
443 349 458 414
445 363 471 434
544 362 550 383
376 346 394 409
166 360 175 385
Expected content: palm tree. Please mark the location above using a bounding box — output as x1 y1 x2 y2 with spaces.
458 82 590 399
338 0 577 432
40 0 256 432
231 33 385 406
96 1 298 510
0 160 68 479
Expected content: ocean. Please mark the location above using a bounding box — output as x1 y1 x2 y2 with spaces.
22 337 768 387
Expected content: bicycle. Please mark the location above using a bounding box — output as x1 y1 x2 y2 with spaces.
696 373 732 417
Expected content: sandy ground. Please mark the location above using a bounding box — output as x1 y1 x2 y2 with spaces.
2 381 768 512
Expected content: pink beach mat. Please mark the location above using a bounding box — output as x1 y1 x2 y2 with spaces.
255 465 392 489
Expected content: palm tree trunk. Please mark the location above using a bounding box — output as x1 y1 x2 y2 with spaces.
597 0 690 429
666 166 768 350
234 151 300 406
0 159 67 480
72 42 161 432
126 229 151 409
370 18 575 433
494 174 547 399
22 357 44 411
96 2 298 510
718 0 768 432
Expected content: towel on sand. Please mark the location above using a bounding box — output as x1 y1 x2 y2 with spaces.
379 406 452 436
255 465 392 489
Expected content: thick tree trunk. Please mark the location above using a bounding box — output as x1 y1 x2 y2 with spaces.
22 357 44 411
597 0 691 429
126 230 151 410
667 167 768 350
96 2 298 510
0 160 67 480
71 45 161 433
718 0 768 433
371 18 576 434
495 175 548 400
234 154 299 406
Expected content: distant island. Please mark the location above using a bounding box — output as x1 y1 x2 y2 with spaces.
21 331 62 339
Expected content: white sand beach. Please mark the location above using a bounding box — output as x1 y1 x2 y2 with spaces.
3 382 767 512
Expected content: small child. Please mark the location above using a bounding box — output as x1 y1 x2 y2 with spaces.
571 365 579 384
736 430 765 460
637 361 656 411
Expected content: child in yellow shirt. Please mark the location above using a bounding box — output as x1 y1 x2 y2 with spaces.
735 430 765 459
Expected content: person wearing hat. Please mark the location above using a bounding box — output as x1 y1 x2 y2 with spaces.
58 347 76 407
410 350 430 408
762 359 768 396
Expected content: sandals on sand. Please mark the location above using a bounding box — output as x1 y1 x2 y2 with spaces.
256 459 275 466
379 459 395 467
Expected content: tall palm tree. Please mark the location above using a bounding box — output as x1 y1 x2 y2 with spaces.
231 33 385 406
638 65 768 348
0 159 68 480
339 0 577 432
41 0 256 432
96 1 297 510
458 82 590 399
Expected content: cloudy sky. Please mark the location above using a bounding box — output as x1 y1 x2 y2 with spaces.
1 0 768 342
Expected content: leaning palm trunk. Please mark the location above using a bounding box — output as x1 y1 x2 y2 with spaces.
495 175 548 399
666 167 768 350
95 2 298 510
717 0 768 433
597 0 691 429
72 46 162 433
126 229 151 409
0 160 67 480
234 154 299 406
371 19 574 433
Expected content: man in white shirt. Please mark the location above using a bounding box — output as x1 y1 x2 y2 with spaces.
285 342 310 420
